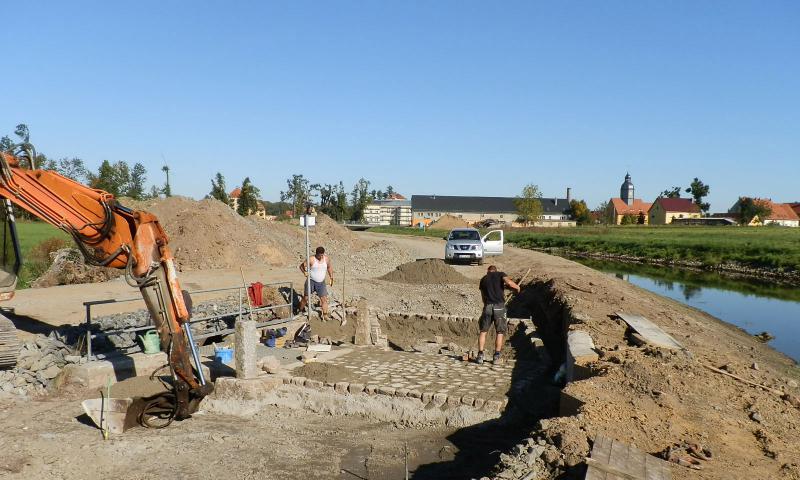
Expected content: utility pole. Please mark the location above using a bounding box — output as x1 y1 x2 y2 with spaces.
161 164 171 197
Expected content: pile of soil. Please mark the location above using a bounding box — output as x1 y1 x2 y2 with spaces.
431 214 470 229
380 259 471 285
293 362 351 384
31 249 122 288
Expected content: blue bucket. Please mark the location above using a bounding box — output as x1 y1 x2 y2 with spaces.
214 347 233 363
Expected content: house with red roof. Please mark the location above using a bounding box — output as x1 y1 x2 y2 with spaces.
729 198 799 227
649 197 701 225
228 187 266 218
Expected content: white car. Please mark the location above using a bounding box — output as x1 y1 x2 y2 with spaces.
444 228 504 264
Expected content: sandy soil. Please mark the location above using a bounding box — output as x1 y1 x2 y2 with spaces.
2 231 799 479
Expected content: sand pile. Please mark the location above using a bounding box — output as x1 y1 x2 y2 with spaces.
380 259 471 284
293 362 352 384
431 214 470 229
253 213 365 263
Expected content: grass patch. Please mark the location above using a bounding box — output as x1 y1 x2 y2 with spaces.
505 225 800 272
369 225 451 239
15 221 71 288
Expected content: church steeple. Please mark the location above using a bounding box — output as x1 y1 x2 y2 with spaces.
620 173 635 206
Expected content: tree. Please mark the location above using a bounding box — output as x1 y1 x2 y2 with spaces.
161 165 171 197
569 199 591 225
125 163 147 200
209 172 229 204
0 136 13 152
14 124 30 143
88 160 121 195
595 200 611 225
350 178 372 221
659 186 682 198
385 185 395 197
49 157 88 182
620 214 637 225
515 184 543 225
686 177 711 213
637 211 646 224
280 174 310 217
236 177 261 216
737 197 772 225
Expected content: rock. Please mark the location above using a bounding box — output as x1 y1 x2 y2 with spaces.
334 382 349 394
446 342 464 355
412 342 442 354
348 383 365 394
257 355 282 374
40 365 61 380
788 379 799 389
750 411 763 423
542 447 560 466
752 362 760 371
300 351 317 363
30 354 55 372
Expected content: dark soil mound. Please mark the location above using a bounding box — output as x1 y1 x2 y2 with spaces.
379 259 471 285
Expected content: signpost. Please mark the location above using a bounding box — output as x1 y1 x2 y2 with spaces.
301 203 315 321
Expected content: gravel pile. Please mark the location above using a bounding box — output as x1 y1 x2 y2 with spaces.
0 333 81 397
341 240 415 277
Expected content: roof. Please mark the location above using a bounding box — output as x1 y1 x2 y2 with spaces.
411 195 569 215
653 197 700 213
789 203 800 216
609 198 652 215
733 198 800 221
229 187 241 198
386 193 406 200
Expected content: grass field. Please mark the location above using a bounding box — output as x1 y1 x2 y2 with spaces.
370 225 800 273
15 221 71 288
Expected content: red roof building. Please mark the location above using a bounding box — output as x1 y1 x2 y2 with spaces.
649 197 701 225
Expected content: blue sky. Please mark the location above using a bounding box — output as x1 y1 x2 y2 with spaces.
2 1 798 212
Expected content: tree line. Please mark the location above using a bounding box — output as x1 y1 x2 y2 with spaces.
1 124 171 201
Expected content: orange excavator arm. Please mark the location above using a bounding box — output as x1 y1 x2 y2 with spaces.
0 144 211 419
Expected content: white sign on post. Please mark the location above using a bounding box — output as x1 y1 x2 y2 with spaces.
300 216 316 227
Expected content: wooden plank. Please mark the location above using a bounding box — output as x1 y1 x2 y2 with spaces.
644 453 670 480
608 438 631 479
587 435 613 480
625 443 647 479
615 312 683 350
585 463 607 480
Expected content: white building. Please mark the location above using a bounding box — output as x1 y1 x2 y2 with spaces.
363 199 412 226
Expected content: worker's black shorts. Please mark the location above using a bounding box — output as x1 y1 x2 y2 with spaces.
480 303 507 334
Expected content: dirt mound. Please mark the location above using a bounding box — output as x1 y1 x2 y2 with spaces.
293 362 351 384
431 214 470 229
31 249 122 288
120 196 289 270
380 259 471 284
253 213 365 263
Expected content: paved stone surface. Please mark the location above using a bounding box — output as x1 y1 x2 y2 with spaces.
313 346 538 407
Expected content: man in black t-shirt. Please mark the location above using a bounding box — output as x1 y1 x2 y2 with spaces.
477 265 521 365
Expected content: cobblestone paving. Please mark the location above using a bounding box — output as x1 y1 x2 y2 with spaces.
323 346 538 404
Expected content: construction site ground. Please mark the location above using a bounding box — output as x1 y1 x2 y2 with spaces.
2 227 800 479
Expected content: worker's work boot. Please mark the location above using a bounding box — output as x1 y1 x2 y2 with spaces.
475 351 485 365
492 352 502 365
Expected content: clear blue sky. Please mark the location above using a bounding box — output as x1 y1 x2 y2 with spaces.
2 1 798 212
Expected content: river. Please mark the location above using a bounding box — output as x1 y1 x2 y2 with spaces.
572 258 800 363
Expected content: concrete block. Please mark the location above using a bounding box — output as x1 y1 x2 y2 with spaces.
235 319 258 379
60 352 212 390
566 330 598 382
334 382 350 394
212 376 283 401
354 298 371 345
348 383 365 394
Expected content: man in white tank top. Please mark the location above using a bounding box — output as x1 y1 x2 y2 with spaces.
299 246 334 320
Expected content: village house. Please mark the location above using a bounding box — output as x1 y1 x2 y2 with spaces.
648 197 701 225
228 187 266 218
728 198 800 227
605 173 652 224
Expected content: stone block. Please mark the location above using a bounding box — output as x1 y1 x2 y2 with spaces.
257 355 281 374
235 319 258 379
432 393 448 406
447 395 462 406
334 382 350 394
566 330 598 382
304 379 324 389
354 298 371 345
213 376 284 401
407 390 422 399
365 385 378 395
395 388 410 397
473 398 486 409
461 396 475 407
348 383 365 394
484 400 503 412
421 392 433 404
291 376 307 386
377 386 396 396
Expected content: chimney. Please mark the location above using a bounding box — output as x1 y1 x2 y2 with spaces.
566 187 572 204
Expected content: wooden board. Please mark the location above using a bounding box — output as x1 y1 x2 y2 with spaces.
615 312 683 350
585 435 671 480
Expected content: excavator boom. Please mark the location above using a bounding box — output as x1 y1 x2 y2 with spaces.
0 144 211 420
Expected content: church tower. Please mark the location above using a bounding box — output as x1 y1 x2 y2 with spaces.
620 173 635 206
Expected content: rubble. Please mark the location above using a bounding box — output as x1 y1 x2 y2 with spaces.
0 332 80 396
